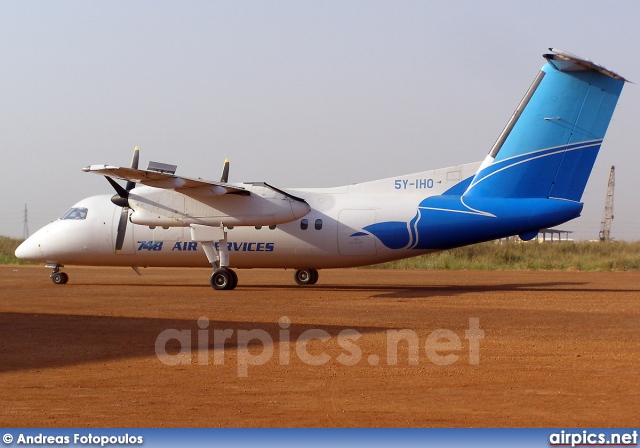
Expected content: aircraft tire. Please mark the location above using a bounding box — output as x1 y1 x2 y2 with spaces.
229 269 238 290
211 268 237 290
294 269 318 285
52 272 69 285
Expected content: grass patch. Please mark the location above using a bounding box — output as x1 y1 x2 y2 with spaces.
0 236 33 265
363 241 640 271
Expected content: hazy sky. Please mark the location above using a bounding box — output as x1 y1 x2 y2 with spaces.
1 1 638 240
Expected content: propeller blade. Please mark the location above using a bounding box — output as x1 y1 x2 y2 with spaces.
125 146 140 191
220 158 230 183
114 207 129 253
111 148 138 253
105 176 130 208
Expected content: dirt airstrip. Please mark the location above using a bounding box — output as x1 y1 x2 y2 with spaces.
0 266 638 427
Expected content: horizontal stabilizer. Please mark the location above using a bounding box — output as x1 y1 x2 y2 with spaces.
544 48 629 82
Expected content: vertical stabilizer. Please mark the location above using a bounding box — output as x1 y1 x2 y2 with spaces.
464 49 627 201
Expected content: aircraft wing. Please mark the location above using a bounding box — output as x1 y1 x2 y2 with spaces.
83 165 248 195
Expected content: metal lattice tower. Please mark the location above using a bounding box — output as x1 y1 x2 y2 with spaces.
599 166 615 242
23 203 30 239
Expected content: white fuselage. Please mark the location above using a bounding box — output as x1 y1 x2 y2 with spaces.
16 162 480 270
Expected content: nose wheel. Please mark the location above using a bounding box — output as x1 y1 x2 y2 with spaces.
52 272 69 285
48 264 69 285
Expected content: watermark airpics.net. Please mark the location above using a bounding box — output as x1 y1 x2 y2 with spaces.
549 430 638 447
155 317 484 377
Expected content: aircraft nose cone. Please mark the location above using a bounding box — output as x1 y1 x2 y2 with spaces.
15 237 41 261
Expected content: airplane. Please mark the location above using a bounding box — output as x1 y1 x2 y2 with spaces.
15 48 628 290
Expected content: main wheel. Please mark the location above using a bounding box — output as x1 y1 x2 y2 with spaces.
309 269 319 285
210 268 237 290
294 269 318 285
229 269 238 290
51 272 69 285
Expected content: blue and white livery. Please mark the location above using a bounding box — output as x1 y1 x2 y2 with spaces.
16 49 628 289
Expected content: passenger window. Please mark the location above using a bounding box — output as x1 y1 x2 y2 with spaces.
60 207 88 220
300 219 308 230
315 219 322 230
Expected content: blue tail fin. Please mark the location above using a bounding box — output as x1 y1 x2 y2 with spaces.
464 49 627 201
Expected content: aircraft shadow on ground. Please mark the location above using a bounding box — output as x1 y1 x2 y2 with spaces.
241 281 610 298
59 280 636 300
0 313 389 373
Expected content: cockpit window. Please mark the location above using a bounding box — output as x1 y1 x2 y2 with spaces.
60 207 88 220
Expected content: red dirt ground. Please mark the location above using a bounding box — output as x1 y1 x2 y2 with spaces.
1 266 638 427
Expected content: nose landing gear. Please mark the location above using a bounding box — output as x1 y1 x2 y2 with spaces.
47 264 69 285
52 272 69 284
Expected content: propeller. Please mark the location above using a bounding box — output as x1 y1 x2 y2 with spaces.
220 158 230 183
105 147 139 253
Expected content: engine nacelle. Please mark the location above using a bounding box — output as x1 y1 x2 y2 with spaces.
128 184 310 227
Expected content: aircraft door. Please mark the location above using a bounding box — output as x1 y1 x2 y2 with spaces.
337 209 377 256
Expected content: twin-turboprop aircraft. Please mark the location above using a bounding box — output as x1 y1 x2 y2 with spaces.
16 49 628 290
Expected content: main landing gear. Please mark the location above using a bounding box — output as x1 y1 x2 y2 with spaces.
191 224 238 291
210 267 238 290
47 264 69 285
294 269 319 285
192 225 320 290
